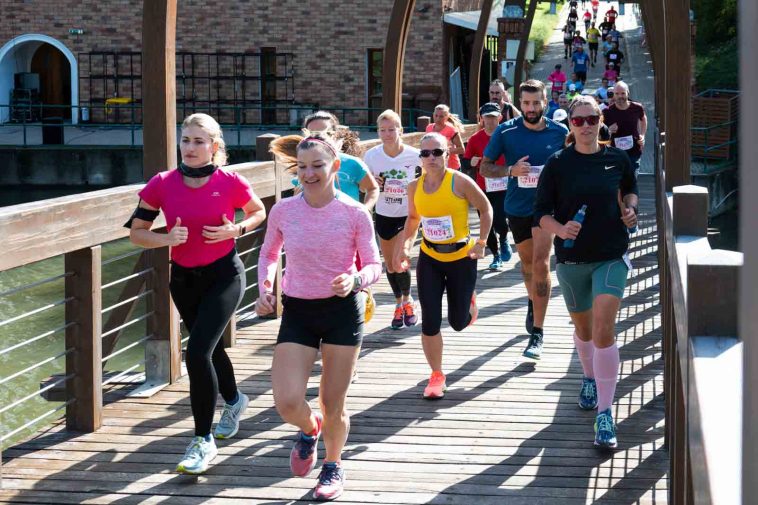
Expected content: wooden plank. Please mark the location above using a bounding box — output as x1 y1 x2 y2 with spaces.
64 246 103 432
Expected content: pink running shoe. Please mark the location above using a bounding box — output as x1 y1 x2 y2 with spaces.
290 412 323 477
313 462 345 501
423 371 447 399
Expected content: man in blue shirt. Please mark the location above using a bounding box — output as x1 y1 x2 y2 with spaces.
571 46 591 84
480 79 568 360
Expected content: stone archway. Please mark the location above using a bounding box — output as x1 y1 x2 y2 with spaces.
0 34 79 124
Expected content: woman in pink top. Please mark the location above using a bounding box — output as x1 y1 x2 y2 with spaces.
425 104 465 169
255 131 380 501
127 113 266 475
128 114 266 474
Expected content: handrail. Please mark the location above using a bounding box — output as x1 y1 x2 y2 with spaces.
657 131 744 504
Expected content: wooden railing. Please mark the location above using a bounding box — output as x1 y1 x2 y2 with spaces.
0 121 476 450
655 127 744 505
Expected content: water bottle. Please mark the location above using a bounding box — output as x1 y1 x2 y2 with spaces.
563 205 587 249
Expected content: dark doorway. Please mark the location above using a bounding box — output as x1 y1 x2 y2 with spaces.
31 43 71 119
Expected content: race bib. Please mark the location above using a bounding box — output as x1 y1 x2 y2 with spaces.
622 252 633 271
485 176 508 192
610 53 618 60
614 135 634 150
517 165 544 189
421 215 455 242
382 178 408 207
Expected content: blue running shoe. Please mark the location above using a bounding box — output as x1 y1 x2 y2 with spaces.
500 238 513 262
488 253 503 270
594 408 618 449
578 377 598 410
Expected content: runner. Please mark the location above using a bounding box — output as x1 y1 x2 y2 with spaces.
563 24 575 59
603 62 619 86
605 4 618 25
127 113 266 474
572 45 591 84
605 41 625 69
363 109 421 329
426 104 465 170
480 80 568 360
583 9 592 33
488 79 521 122
464 102 513 270
586 21 601 65
394 132 492 399
591 0 600 19
534 95 638 449
255 131 381 500
567 8 579 33
603 81 647 175
547 64 567 95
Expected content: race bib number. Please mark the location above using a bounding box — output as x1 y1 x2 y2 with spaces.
614 135 634 150
609 53 618 60
622 253 633 271
421 215 455 242
485 176 508 192
382 178 408 206
517 165 544 189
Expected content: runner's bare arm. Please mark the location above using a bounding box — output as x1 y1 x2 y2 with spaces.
480 156 508 178
359 172 379 211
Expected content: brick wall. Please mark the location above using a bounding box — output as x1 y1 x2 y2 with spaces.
1 0 446 123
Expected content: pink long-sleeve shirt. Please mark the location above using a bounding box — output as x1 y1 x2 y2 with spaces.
258 193 382 300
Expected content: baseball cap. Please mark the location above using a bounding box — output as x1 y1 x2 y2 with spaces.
553 109 568 122
607 87 615 93
479 102 501 116
569 83 577 91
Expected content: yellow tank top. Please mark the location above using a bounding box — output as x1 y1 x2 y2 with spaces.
414 169 473 262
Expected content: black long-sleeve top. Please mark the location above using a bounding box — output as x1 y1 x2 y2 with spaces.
534 144 638 264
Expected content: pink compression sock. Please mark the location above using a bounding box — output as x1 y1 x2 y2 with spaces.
593 343 620 413
573 331 595 379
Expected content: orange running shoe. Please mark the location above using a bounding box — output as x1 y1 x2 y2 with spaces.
391 305 404 329
402 300 418 327
423 371 447 399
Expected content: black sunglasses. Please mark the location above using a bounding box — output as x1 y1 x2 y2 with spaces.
570 115 600 127
419 148 446 158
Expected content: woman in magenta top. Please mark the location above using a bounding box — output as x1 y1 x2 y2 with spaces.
425 104 465 169
255 131 380 500
128 113 266 475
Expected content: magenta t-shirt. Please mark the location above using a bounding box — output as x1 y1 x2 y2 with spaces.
139 168 255 267
425 123 461 169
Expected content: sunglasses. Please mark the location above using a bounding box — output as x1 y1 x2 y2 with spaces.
419 148 447 158
570 115 600 127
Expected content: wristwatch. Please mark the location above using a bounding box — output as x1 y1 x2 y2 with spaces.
352 274 362 292
475 238 487 247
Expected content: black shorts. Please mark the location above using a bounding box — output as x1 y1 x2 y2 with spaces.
375 214 406 241
507 214 535 244
576 71 587 81
277 292 364 348
589 42 599 51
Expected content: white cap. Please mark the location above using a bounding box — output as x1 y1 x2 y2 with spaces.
569 83 577 91
553 109 568 122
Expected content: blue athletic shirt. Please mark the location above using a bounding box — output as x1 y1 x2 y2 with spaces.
484 116 568 217
291 152 370 203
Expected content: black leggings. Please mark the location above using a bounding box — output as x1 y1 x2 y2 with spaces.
169 249 245 436
416 251 477 336
483 191 508 256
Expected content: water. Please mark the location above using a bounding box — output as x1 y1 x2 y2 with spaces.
0 186 260 449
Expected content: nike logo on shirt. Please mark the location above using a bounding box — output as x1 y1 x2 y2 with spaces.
604 165 615 170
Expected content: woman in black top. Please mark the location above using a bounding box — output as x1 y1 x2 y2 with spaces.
534 96 638 450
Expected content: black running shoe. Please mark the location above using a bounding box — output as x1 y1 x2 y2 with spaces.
522 331 543 360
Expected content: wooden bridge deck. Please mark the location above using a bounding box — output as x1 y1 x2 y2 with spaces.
0 176 667 504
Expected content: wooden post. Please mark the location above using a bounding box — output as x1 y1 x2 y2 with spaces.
468 0 495 121
382 0 416 115
513 0 538 103
672 185 708 237
256 133 279 162
740 1 758 503
663 0 691 191
148 248 181 380
64 246 102 432
416 115 430 132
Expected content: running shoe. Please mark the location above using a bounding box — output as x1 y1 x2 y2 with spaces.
525 302 534 334
402 300 418 327
423 371 447 399
488 254 503 270
391 304 404 330
578 377 598 410
500 238 513 262
176 436 218 475
290 413 323 477
522 331 543 360
313 462 346 501
594 408 618 449
214 392 250 439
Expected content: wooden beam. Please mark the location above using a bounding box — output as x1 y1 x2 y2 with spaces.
663 0 691 191
468 0 495 120
382 0 416 115
142 0 177 179
513 0 539 103
741 1 758 503
64 246 102 432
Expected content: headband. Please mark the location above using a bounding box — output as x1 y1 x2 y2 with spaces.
298 136 338 157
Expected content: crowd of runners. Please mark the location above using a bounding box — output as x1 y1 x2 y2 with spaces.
124 2 647 501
